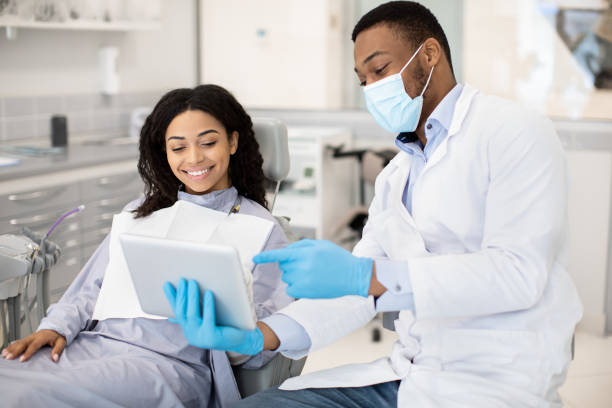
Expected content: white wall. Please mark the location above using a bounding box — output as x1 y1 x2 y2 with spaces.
0 0 197 97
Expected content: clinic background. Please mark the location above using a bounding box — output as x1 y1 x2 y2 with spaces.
1 1 611 406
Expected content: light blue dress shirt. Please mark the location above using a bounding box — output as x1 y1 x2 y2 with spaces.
264 84 464 351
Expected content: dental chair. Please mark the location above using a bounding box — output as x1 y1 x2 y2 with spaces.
0 230 61 349
231 117 307 398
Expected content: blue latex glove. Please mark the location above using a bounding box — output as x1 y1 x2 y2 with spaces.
253 239 373 299
163 278 263 355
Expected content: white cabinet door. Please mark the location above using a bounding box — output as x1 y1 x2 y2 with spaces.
566 150 612 335
199 0 343 109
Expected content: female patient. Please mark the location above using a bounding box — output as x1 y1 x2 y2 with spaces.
0 84 292 407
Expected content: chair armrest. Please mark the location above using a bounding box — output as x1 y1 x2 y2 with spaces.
233 353 307 398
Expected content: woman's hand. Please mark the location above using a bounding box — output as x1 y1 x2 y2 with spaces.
164 278 264 355
1 330 67 363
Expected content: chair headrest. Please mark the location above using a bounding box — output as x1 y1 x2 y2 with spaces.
252 117 290 182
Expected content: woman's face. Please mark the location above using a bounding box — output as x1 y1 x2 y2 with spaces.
165 110 238 195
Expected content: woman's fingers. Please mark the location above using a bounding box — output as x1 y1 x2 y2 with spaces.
163 281 178 321
1 330 65 363
202 290 216 330
2 337 30 360
175 278 188 321
19 335 47 362
50 335 67 363
186 280 201 321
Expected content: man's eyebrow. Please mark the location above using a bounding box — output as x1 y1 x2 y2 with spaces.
363 50 388 65
354 50 388 73
167 129 219 141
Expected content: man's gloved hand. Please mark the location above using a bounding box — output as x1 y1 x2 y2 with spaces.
163 278 263 355
253 239 373 299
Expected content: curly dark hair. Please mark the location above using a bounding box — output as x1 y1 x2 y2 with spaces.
133 84 267 218
351 1 454 75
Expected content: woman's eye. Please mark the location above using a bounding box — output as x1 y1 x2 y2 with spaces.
202 141 216 147
171 147 185 152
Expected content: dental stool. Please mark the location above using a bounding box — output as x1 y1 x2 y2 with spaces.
231 118 307 398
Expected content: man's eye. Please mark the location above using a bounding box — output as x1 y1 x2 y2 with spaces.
375 64 389 75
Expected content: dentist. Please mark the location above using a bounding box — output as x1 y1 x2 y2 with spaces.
167 2 583 407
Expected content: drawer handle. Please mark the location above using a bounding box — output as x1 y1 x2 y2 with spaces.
65 257 78 267
10 213 54 226
97 175 137 187
64 239 79 249
98 197 127 208
96 213 115 222
8 191 50 201
95 227 111 236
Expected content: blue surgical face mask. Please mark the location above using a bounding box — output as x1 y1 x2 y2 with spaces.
363 43 434 133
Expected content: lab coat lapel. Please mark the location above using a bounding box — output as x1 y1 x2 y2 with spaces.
369 153 429 260
391 153 418 228
421 84 480 172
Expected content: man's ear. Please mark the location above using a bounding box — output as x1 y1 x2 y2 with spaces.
423 37 442 67
230 131 239 155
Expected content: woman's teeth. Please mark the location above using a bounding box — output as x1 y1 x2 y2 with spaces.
186 168 210 176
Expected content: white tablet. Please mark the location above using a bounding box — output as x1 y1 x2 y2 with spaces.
119 233 256 330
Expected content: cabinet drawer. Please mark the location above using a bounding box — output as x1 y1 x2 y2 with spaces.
0 208 82 237
81 193 142 231
81 225 112 248
80 171 143 201
0 184 79 219
81 242 106 265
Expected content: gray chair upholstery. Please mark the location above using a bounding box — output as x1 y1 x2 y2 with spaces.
252 117 290 184
252 117 290 210
232 118 306 398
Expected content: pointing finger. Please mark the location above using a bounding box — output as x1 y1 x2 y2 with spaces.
253 247 299 264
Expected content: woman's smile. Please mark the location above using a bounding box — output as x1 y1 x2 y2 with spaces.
183 165 214 180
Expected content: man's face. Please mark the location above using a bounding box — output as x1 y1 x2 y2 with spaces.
354 24 428 99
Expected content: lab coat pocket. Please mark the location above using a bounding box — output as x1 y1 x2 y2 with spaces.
434 328 550 396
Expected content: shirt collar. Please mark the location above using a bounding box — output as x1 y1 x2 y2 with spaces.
395 83 463 153
177 186 238 213
428 83 463 133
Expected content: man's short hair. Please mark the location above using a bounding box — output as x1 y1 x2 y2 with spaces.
351 1 454 74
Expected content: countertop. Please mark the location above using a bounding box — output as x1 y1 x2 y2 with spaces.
0 137 139 183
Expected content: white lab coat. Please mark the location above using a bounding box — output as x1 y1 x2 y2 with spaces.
277 84 583 407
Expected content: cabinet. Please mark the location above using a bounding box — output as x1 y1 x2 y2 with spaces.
565 150 612 335
0 0 161 39
272 126 356 240
0 161 142 310
199 0 344 109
